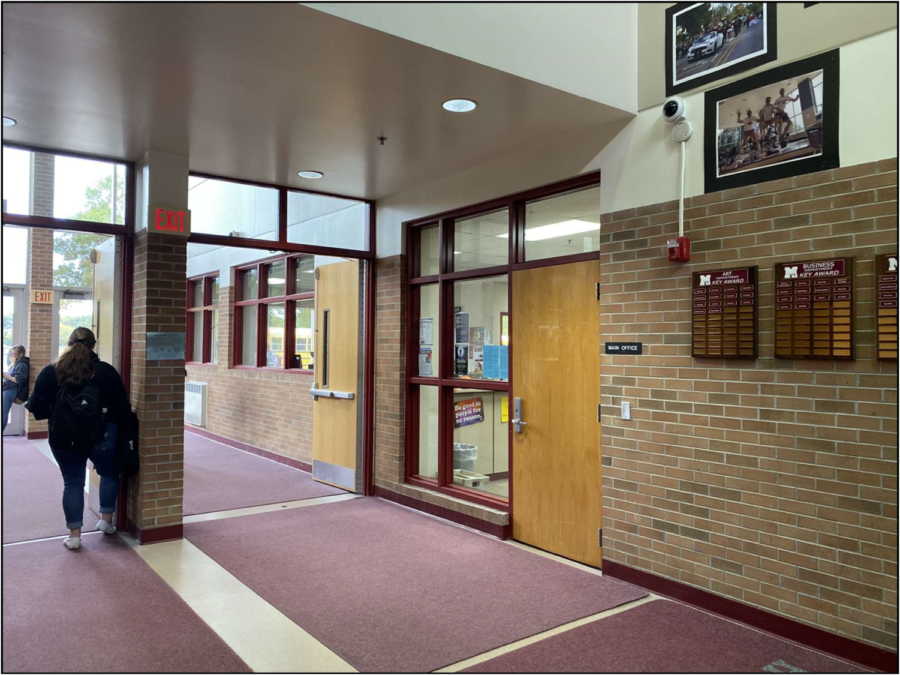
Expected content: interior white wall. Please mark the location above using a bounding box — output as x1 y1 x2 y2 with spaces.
305 2 638 113
376 29 898 258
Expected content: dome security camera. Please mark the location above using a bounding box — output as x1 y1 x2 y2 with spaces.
662 97 686 124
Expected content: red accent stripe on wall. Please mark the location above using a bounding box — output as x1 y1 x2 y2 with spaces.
26 431 49 440
127 522 184 545
374 485 510 540
603 560 898 673
184 426 313 474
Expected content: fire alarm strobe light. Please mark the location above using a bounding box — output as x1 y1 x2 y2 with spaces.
668 236 691 263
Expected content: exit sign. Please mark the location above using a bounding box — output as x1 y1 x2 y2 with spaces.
151 206 191 237
31 290 53 304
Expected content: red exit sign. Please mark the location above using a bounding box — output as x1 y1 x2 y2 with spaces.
31 290 53 304
152 206 191 237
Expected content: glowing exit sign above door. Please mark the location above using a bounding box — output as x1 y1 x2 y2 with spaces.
151 206 191 237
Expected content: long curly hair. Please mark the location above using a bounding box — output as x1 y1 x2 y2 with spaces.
56 327 97 386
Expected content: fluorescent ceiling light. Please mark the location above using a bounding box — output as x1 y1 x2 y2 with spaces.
3 117 16 127
268 278 285 284
442 99 477 113
497 219 599 242
297 170 324 179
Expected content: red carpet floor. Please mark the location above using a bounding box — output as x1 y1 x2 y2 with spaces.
186 497 647 673
2 437 98 543
462 599 870 673
183 431 344 515
2 535 250 673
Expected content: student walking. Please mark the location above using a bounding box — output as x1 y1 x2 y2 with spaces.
2 345 30 433
26 327 134 550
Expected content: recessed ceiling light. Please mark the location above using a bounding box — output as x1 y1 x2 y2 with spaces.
297 170 324 180
442 99 478 113
3 116 17 127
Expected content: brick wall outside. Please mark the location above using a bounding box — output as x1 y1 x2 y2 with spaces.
128 230 187 533
599 158 898 650
24 153 55 436
185 286 315 465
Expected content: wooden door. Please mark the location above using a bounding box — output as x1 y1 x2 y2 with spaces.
311 259 360 492
511 260 602 567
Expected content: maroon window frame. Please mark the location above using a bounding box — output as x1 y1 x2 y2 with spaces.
233 253 315 374
404 171 602 512
186 273 219 365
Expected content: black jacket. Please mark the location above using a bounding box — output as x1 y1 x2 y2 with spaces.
3 357 30 401
26 354 132 426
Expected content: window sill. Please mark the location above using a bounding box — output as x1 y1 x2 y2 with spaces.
406 476 509 512
231 366 314 375
186 362 218 367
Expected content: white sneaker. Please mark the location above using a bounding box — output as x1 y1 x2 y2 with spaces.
96 519 117 535
63 536 81 550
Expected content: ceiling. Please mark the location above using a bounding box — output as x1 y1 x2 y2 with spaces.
2 3 633 201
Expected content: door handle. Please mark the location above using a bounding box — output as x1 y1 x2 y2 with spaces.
512 397 527 433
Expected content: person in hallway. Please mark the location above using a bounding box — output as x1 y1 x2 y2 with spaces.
25 327 132 550
2 345 29 433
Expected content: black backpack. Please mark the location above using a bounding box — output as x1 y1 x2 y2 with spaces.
49 381 106 452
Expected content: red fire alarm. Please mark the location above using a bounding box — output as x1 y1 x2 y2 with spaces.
668 237 691 263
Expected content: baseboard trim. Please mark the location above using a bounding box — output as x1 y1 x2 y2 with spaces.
26 430 48 440
127 522 184 545
185 426 312 474
374 485 510 540
602 560 898 673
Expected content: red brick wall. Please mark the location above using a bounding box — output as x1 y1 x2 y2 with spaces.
185 286 315 465
599 158 898 649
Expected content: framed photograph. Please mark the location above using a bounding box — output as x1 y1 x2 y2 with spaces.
704 49 840 194
666 3 777 96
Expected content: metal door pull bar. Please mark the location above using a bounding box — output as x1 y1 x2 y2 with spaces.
310 389 355 400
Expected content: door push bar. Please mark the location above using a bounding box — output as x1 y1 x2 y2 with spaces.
310 388 355 401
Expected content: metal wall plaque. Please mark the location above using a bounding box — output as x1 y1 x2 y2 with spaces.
146 332 186 361
774 258 854 360
692 267 757 359
876 253 898 361
605 342 643 355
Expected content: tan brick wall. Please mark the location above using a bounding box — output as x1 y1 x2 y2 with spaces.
128 230 187 532
185 286 314 465
599 159 898 650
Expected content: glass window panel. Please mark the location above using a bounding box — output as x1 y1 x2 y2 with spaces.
418 386 439 480
210 277 220 305
266 303 286 368
190 280 204 308
293 299 315 369
287 191 367 250
2 226 29 285
190 313 204 362
210 310 219 365
2 147 32 217
525 185 601 261
241 269 259 301
266 260 286 298
2 296 14 361
417 284 439 378
188 176 279 240
452 388 508 499
294 256 315 294
419 226 440 276
241 305 258 365
452 276 508 382
52 231 111 288
453 209 508 272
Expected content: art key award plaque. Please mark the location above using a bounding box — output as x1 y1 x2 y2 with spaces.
876 253 898 361
692 267 758 359
775 258 854 360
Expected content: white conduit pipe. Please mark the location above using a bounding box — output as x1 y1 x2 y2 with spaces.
679 139 686 239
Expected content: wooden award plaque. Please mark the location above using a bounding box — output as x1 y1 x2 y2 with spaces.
876 253 898 361
774 258 854 360
692 267 758 359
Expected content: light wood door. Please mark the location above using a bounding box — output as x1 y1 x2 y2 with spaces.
511 260 602 567
312 259 360 492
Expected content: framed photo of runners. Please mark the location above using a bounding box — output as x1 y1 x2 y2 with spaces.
704 49 840 194
666 3 777 96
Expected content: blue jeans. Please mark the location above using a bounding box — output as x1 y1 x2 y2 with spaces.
52 423 120 530
2 388 16 433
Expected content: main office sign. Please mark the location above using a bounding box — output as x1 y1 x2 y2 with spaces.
150 206 191 237
605 342 643 355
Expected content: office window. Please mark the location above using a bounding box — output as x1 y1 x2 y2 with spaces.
186 274 220 364
234 254 315 371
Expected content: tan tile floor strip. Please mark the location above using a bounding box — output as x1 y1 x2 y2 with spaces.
183 493 359 524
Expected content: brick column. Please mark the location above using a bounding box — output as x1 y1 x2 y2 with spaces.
24 153 55 438
128 229 187 542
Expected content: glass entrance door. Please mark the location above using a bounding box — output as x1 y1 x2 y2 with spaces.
2 288 26 436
